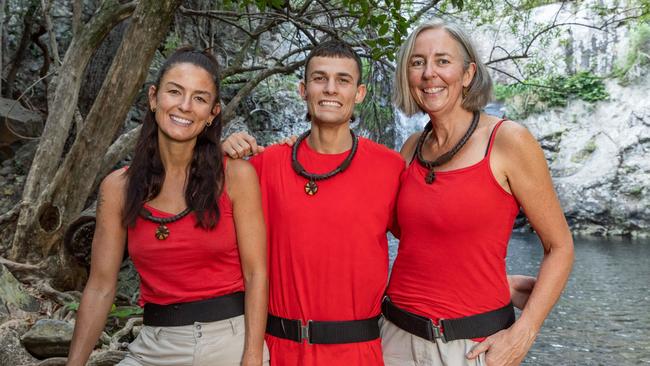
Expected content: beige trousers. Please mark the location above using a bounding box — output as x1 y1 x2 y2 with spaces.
381 318 486 366
117 315 270 366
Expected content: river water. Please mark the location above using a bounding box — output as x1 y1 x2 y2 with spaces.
387 233 650 365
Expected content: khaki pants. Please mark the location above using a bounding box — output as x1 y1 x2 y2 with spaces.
118 315 270 366
380 318 486 366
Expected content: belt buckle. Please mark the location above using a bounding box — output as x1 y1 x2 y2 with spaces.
301 320 313 344
430 319 447 343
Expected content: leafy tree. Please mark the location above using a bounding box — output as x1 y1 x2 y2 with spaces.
0 0 445 291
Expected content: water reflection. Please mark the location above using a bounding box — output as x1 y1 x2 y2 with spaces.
387 233 650 365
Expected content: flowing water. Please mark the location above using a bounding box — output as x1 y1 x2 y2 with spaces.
387 233 650 365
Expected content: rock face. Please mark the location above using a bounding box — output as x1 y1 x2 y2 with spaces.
0 320 38 366
521 77 650 236
0 264 40 321
460 0 649 236
21 319 75 358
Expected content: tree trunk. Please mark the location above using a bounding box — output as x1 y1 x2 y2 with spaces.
10 0 181 290
0 0 6 95
78 20 128 117
10 1 135 264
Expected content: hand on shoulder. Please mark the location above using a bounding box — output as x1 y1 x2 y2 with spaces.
222 132 265 159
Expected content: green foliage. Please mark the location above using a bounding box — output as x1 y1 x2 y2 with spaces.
634 0 650 22
495 71 608 119
613 21 650 84
571 137 597 163
347 0 414 62
218 0 431 62
625 185 644 198
109 306 144 318
162 32 182 57
66 302 143 319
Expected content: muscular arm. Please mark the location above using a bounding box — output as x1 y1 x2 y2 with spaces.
226 158 268 366
66 170 128 366
468 122 574 365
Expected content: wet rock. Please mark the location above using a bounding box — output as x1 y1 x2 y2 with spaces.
21 319 74 358
0 319 38 365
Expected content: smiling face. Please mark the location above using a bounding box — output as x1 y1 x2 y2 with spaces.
299 56 366 127
407 28 476 117
148 62 220 144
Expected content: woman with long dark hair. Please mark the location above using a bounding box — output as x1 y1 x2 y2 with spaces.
66 47 269 366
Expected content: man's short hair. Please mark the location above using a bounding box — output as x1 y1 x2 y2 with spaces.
304 40 364 85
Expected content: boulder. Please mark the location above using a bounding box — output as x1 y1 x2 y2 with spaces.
0 97 43 146
0 319 38 365
21 319 74 358
0 264 40 321
88 350 127 366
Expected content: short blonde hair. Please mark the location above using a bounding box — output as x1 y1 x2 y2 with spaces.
392 18 493 116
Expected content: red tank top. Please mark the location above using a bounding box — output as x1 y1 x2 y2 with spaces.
250 138 404 366
128 181 243 306
386 120 519 323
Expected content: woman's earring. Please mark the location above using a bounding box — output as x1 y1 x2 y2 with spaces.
462 87 468 99
151 106 156 112
206 120 212 127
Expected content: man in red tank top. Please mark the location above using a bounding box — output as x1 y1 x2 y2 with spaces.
229 41 405 366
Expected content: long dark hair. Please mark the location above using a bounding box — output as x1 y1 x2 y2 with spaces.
123 46 224 230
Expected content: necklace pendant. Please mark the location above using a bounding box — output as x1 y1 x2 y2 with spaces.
305 180 318 195
425 171 436 184
155 224 170 240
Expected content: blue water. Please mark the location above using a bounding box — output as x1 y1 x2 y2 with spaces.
388 233 650 365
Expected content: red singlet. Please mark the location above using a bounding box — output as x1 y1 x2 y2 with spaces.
128 186 244 306
387 121 519 324
250 138 404 366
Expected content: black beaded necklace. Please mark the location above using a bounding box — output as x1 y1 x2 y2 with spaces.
291 129 359 195
140 207 192 240
415 110 480 184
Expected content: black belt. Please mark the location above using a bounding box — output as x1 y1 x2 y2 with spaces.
381 297 514 342
143 291 245 326
266 313 381 344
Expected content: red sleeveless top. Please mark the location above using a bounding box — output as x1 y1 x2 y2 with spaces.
250 139 404 366
386 120 519 323
127 180 244 306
